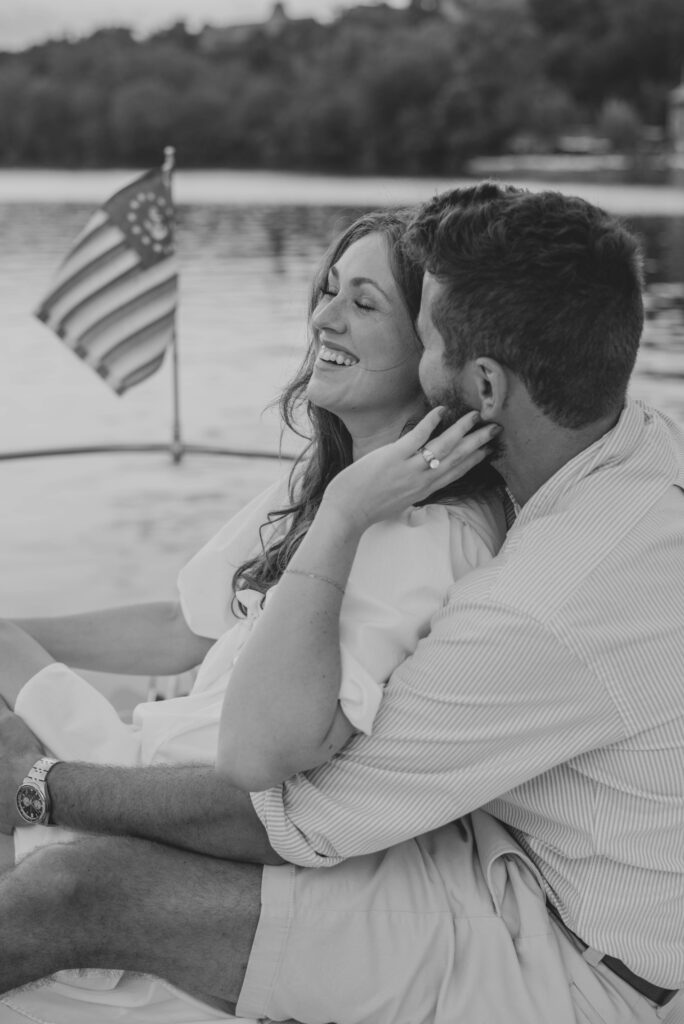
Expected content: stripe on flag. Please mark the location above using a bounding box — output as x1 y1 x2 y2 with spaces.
101 314 176 395
79 273 178 367
34 168 177 395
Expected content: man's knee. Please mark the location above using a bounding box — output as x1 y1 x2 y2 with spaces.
16 840 94 905
14 837 135 925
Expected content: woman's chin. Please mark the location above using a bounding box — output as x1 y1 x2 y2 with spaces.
305 381 339 415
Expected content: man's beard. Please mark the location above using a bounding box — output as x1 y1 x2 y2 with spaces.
428 379 505 462
429 380 473 430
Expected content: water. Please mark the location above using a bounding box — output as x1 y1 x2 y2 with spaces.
2 171 683 624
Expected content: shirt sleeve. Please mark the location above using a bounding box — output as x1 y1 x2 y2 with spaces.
337 500 503 734
178 476 289 639
250 600 624 867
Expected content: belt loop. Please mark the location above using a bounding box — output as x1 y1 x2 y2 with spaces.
581 946 605 969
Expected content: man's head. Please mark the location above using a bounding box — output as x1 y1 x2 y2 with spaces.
406 183 644 431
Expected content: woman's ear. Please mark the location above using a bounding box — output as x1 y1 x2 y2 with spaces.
472 357 507 420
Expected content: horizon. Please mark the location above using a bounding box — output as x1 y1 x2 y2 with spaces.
0 0 406 52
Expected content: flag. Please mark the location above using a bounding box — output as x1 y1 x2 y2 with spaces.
35 168 177 395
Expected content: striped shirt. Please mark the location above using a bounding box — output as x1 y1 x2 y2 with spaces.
252 399 684 988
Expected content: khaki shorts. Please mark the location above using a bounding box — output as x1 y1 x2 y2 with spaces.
236 813 664 1024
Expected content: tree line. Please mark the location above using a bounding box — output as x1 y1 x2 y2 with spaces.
0 0 682 173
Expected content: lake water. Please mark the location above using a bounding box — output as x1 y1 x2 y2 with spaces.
2 170 684 629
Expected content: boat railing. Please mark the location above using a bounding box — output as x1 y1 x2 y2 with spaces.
3 441 297 706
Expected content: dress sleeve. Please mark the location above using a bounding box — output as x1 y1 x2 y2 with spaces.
335 497 505 734
177 476 290 639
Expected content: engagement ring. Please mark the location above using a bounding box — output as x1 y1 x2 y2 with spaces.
420 447 440 469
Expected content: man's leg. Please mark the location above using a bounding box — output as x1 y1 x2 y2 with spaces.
0 834 262 1011
0 835 13 875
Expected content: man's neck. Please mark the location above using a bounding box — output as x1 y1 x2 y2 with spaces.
499 408 622 508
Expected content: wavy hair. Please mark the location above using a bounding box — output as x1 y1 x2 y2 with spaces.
232 208 498 613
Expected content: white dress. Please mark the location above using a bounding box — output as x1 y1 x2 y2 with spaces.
2 481 505 1024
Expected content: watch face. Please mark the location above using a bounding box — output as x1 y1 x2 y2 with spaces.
17 784 46 823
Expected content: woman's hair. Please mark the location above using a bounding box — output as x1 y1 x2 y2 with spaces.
231 209 498 613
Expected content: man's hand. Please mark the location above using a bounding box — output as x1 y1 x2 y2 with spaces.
0 697 44 833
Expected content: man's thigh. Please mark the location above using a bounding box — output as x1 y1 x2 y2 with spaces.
237 818 659 1024
0 836 13 875
23 834 263 1012
238 820 539 1024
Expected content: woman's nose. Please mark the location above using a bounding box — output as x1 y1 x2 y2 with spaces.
312 294 345 333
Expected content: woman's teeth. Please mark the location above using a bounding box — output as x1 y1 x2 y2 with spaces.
319 345 357 367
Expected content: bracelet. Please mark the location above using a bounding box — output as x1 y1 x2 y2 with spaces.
283 568 346 596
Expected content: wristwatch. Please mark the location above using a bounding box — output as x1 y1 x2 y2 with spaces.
16 757 60 826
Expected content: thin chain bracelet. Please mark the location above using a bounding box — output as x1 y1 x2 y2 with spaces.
283 568 346 596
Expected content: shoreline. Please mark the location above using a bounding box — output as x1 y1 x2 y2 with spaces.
0 168 682 216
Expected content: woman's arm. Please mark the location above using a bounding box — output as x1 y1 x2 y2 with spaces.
11 478 291 682
218 409 499 790
12 602 213 677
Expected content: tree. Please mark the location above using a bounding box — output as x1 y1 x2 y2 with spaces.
109 80 179 163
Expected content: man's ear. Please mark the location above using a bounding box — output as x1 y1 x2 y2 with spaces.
472 357 507 420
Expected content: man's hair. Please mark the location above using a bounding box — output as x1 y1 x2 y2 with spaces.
406 182 645 428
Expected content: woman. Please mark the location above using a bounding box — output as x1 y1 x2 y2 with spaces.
1 210 503 1022
5 209 504 853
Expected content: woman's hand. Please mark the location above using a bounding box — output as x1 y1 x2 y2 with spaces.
321 408 500 533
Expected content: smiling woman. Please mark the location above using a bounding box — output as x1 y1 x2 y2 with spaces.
7 207 505 800
306 232 426 458
2 204 505 1018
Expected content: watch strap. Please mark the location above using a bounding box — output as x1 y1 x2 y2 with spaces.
25 757 59 787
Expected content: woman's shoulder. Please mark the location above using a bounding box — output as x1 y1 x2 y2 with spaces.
441 492 507 556
351 491 506 593
177 474 291 639
403 492 507 558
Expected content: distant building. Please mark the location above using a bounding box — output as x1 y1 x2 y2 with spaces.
409 0 523 21
198 2 290 54
339 3 402 28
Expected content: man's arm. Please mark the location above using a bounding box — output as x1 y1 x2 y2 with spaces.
0 704 282 865
13 602 213 677
218 409 494 790
48 762 284 864
250 604 624 867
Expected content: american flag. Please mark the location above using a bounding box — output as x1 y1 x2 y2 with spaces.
35 168 177 395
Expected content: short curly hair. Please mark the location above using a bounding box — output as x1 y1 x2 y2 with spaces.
406 183 644 428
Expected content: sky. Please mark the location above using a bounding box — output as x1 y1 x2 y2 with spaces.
0 0 404 51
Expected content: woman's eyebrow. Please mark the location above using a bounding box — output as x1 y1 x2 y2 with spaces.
329 265 392 301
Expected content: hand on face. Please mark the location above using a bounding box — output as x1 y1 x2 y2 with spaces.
0 696 44 833
321 407 501 534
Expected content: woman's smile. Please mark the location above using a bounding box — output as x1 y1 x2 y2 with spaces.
306 232 424 440
316 342 359 367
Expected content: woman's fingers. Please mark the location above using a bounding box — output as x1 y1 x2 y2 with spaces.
412 420 501 492
397 407 500 466
395 406 448 453
430 420 501 464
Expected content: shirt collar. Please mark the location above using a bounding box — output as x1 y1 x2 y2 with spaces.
513 399 683 528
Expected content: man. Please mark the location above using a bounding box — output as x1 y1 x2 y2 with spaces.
0 183 682 1024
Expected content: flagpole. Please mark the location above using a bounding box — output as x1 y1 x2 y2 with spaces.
162 145 183 464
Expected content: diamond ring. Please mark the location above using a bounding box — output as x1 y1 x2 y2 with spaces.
420 447 440 469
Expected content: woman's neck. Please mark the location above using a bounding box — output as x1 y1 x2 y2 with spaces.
347 404 428 462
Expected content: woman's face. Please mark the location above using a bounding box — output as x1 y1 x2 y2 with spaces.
305 232 424 434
